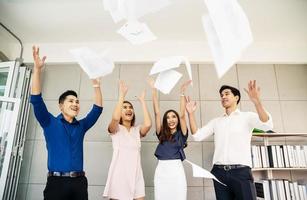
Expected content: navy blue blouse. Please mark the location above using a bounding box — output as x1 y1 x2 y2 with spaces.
154 130 188 161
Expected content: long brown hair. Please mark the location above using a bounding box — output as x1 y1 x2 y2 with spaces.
119 101 136 126
158 109 181 144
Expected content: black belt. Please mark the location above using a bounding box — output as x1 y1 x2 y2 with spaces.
214 164 248 171
48 171 85 178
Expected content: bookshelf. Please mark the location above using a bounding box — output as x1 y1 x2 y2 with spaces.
252 168 307 172
252 133 307 179
252 133 307 199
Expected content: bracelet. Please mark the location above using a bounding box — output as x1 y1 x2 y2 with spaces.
93 84 100 88
180 93 185 97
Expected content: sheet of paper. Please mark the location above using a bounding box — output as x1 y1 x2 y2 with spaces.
182 57 193 85
202 15 239 78
204 0 252 52
150 56 193 85
128 0 171 20
104 0 171 23
117 20 157 45
202 0 253 78
150 56 184 75
185 160 226 186
154 69 182 94
103 0 125 23
69 47 115 79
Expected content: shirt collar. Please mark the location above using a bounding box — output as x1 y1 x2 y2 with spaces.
57 113 79 124
222 108 241 117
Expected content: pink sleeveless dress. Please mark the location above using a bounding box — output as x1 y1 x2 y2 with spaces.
103 124 145 200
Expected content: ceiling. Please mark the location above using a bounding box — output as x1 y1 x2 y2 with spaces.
1 0 306 44
0 0 307 63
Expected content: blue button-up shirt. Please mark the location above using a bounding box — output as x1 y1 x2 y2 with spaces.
30 94 103 172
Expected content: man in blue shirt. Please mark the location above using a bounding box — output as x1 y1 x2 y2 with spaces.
30 46 103 200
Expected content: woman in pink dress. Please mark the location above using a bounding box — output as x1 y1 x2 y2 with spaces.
103 81 151 200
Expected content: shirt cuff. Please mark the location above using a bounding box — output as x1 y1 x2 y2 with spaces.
191 129 203 141
262 111 274 130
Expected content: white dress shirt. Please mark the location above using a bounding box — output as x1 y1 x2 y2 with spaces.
192 109 273 167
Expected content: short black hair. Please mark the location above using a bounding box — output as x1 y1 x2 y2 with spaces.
219 85 241 104
58 90 78 104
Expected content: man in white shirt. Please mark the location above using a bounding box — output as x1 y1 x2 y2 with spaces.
186 80 273 200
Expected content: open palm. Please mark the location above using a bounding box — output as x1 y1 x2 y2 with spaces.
244 80 261 104
185 96 197 113
32 46 46 69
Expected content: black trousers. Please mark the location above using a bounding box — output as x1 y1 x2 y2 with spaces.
43 176 88 200
211 165 256 200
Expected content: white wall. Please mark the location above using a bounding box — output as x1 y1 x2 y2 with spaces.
3 41 307 64
16 63 307 200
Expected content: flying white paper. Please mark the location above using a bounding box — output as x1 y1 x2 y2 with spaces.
117 20 157 45
103 0 125 23
202 0 253 78
69 47 114 79
150 56 193 82
150 56 183 75
103 0 171 23
202 15 239 78
185 160 226 186
154 69 182 94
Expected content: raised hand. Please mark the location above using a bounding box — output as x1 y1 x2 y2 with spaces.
119 80 128 97
180 80 192 93
32 46 46 69
244 80 261 105
91 78 101 88
185 96 197 114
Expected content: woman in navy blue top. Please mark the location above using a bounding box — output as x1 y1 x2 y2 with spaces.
148 79 191 200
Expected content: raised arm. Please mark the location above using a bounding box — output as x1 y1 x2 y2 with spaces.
31 46 46 95
138 90 152 137
244 80 269 122
185 96 198 134
147 78 161 134
179 80 192 135
108 81 128 134
92 78 103 107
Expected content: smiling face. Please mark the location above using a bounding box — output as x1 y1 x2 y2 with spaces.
220 89 239 109
121 102 135 122
59 95 80 120
166 111 179 132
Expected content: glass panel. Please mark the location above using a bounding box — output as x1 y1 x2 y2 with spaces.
0 69 9 96
0 101 14 177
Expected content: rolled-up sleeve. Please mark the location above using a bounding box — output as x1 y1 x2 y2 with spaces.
192 119 215 141
248 111 273 131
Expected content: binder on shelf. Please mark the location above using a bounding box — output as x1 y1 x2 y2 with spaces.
271 145 279 167
267 146 274 168
283 180 291 200
275 146 283 168
283 145 290 168
256 179 307 200
276 180 286 200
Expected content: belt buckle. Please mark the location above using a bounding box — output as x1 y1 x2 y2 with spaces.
223 165 231 171
54 172 61 176
69 172 77 178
